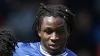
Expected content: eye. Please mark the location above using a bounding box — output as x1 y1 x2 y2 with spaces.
45 28 53 34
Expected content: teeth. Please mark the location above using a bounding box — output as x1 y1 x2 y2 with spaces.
51 44 59 46
50 45 59 49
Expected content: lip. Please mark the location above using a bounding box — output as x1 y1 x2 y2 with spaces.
48 42 60 46
49 44 59 46
48 44 60 50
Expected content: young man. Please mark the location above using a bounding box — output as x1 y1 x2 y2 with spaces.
0 29 17 56
13 3 77 56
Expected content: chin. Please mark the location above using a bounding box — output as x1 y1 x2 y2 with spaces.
48 50 62 55
48 48 63 55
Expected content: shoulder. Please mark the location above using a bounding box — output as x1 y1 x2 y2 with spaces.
17 42 40 48
66 49 77 56
13 42 41 56
16 42 40 51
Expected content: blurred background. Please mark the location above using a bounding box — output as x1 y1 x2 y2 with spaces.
0 0 99 56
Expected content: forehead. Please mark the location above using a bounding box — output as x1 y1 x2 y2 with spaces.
42 16 65 27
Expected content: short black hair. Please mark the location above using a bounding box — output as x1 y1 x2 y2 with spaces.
0 29 17 56
33 3 75 33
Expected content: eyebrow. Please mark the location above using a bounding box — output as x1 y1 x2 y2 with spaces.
43 25 65 30
56 23 65 28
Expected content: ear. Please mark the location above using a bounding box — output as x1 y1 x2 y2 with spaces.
38 31 41 37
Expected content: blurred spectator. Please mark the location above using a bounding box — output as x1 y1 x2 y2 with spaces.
5 0 41 42
68 9 95 55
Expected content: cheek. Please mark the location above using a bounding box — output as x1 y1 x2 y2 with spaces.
40 32 51 47
59 35 67 41
40 32 50 41
58 32 68 40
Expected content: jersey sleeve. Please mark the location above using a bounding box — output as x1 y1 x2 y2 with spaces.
13 42 28 56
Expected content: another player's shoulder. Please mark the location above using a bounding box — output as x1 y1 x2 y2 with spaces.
14 42 41 56
66 49 77 56
17 42 40 49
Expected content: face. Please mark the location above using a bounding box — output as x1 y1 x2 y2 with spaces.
38 16 69 55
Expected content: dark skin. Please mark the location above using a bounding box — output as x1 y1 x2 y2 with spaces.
38 16 69 55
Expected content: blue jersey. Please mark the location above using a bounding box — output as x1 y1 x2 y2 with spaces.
13 42 77 56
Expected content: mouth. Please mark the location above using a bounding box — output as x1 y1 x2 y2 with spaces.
49 44 60 50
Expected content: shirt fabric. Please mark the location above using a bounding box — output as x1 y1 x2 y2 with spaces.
13 42 77 56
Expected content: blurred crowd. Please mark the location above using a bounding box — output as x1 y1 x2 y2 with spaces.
0 0 100 56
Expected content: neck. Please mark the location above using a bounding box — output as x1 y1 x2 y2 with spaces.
40 42 66 55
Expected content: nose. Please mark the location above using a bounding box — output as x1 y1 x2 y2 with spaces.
50 32 58 40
